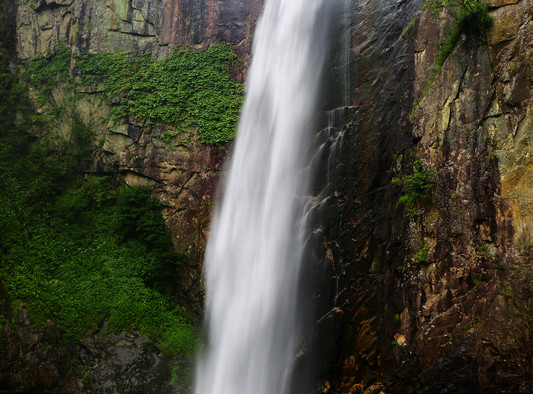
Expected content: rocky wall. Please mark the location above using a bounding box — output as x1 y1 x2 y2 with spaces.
1 1 263 391
0 304 193 393
319 0 533 392
17 0 262 72
14 0 264 319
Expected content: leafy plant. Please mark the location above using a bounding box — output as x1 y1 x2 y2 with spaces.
24 42 71 97
420 0 493 96
24 44 243 145
159 131 179 144
402 17 418 37
0 124 195 354
392 160 435 216
71 45 243 145
413 244 430 264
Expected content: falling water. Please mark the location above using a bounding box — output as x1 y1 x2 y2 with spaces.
195 0 332 393
341 0 352 107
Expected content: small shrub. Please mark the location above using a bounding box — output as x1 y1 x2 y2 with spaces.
159 131 178 144
420 0 493 96
392 160 435 216
402 17 418 37
413 244 430 264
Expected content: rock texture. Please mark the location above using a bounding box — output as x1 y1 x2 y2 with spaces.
0 303 190 393
314 0 533 392
17 0 262 77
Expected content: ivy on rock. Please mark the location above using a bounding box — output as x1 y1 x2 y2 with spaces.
25 43 244 145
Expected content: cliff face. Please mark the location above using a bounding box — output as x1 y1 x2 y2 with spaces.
13 0 263 319
0 1 262 392
17 0 261 71
317 0 533 391
2 0 533 392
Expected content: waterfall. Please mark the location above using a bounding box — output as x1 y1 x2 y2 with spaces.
194 0 332 393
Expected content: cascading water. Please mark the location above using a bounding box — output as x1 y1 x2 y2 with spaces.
194 1 332 393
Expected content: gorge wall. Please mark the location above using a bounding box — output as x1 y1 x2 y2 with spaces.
1 0 532 392
315 0 533 392
1 0 262 392
15 0 263 319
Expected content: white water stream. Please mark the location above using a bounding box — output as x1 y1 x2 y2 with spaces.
194 0 331 393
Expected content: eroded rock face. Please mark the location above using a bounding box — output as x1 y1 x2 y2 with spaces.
319 0 533 391
0 304 190 393
16 0 262 77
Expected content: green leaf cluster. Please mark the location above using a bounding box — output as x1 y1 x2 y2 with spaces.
24 43 71 98
420 0 493 96
392 160 435 216
413 244 430 264
0 120 196 355
25 44 244 145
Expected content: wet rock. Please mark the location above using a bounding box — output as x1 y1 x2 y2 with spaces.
323 0 533 392
16 0 263 73
0 304 192 394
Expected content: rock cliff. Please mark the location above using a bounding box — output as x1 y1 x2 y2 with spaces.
1 0 262 392
1 0 532 392
315 0 533 391
17 0 262 71
13 0 263 319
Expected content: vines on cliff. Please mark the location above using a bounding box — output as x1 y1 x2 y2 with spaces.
419 0 493 97
24 43 244 145
392 160 435 217
1 58 197 356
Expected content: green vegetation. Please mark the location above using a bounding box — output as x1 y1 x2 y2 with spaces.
24 43 71 101
159 130 179 144
420 0 493 96
514 309 533 325
392 160 435 216
413 244 430 264
0 29 242 360
402 17 418 38
0 70 196 354
24 43 244 145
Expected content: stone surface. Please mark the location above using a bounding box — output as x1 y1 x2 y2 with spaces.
0 303 190 393
16 0 263 79
319 0 533 392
